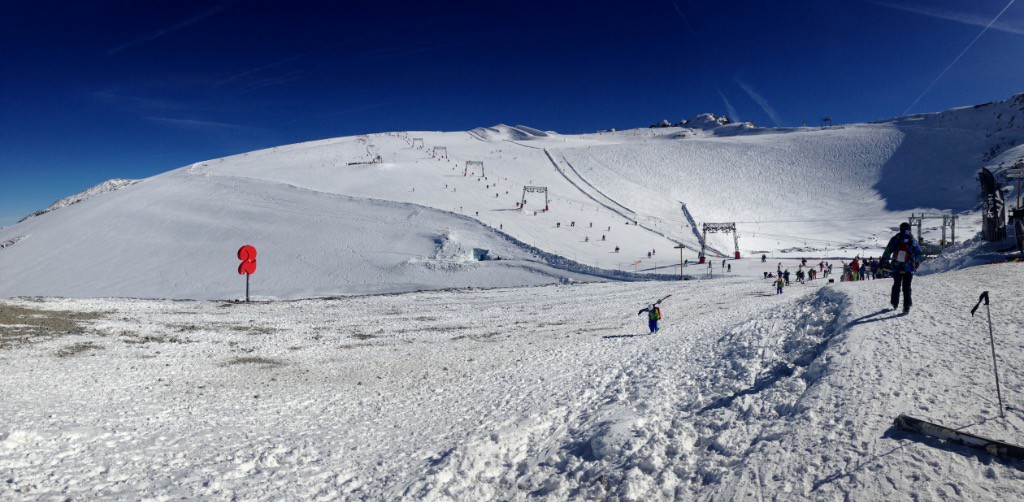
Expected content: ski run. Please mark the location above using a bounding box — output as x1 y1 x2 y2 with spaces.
3 94 1024 499
2 262 1023 499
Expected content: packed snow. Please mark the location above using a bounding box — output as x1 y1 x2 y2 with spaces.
3 94 1024 499
2 263 1024 499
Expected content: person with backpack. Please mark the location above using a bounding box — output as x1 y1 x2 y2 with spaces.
637 303 662 333
880 222 924 313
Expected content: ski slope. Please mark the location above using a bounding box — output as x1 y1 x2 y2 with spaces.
1 95 1023 299
3 94 1024 499
2 262 1023 499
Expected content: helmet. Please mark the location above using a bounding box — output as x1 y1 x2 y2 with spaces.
899 222 911 232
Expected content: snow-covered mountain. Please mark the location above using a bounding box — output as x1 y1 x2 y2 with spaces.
17 178 141 223
4 95 1024 501
2 93 1024 299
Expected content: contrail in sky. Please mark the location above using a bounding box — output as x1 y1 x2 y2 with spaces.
108 2 233 55
736 79 782 125
903 0 1016 115
873 1 1024 35
668 0 697 37
717 88 740 123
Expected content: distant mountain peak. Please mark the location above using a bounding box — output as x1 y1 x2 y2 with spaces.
19 178 141 223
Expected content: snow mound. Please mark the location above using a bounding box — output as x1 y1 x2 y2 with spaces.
19 178 141 222
471 124 548 141
681 113 731 129
404 231 480 270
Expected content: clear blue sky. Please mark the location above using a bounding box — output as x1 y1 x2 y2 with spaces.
3 0 1024 226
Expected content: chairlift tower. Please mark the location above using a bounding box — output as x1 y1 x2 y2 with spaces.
699 222 739 263
520 186 549 211
465 160 484 177
908 213 958 247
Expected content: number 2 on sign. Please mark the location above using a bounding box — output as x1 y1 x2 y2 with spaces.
238 245 257 275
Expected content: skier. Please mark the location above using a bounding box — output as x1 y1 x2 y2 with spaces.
775 276 784 295
783 269 790 286
761 254 767 263
880 222 924 313
637 303 663 333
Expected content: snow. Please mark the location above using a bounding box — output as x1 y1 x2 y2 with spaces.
3 94 1024 299
3 94 1024 499
2 267 1024 499
17 178 140 223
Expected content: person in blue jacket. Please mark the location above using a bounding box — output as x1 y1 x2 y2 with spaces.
880 222 924 313
637 304 662 333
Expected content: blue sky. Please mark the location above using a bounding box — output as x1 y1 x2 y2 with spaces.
3 0 1024 226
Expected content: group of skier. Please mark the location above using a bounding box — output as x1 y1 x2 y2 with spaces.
639 222 924 333
839 256 888 282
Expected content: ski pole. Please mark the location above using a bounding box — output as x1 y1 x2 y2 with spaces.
972 291 1005 419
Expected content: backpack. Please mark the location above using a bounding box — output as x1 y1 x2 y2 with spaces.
649 306 661 321
894 235 913 263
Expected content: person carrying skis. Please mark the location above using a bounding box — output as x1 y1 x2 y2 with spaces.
880 222 924 313
638 303 662 333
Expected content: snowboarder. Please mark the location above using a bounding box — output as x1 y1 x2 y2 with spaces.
880 222 924 313
637 303 663 333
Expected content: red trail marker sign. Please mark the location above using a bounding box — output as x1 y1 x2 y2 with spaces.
237 245 257 301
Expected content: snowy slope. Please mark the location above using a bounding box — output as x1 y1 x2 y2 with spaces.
2 93 1024 299
17 178 140 223
4 94 1024 500
2 265 1023 499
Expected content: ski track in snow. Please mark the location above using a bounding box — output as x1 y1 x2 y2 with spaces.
3 263 1024 499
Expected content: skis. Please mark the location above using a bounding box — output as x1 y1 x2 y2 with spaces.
893 414 1024 461
652 294 672 306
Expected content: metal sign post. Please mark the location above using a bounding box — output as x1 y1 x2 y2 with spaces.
237 245 258 302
